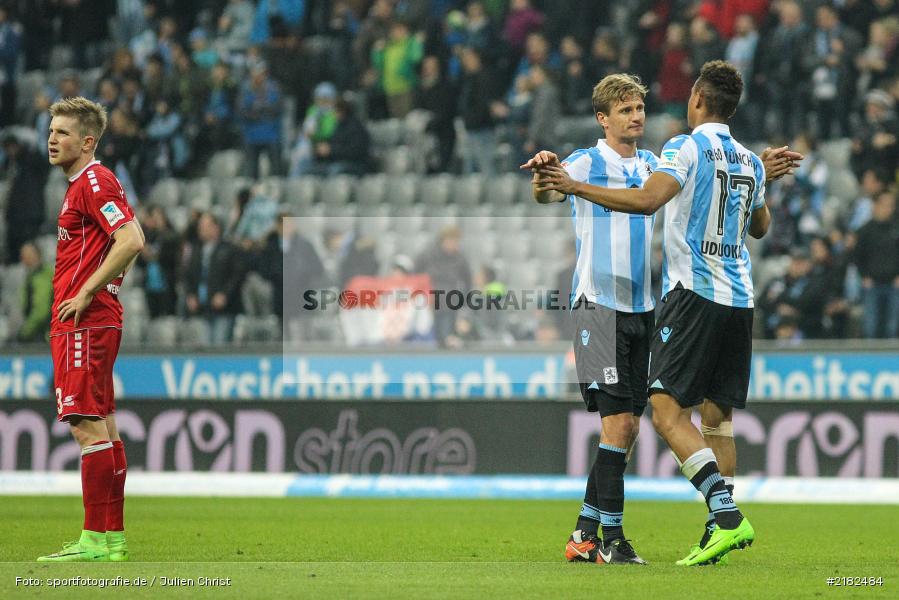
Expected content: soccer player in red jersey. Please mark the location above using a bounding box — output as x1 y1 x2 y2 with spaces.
38 97 145 562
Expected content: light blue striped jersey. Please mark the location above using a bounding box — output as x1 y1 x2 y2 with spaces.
655 122 766 308
563 139 657 313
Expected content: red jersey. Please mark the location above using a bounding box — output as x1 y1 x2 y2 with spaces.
51 160 135 335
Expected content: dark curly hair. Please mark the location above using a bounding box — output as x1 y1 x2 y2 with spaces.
696 60 743 119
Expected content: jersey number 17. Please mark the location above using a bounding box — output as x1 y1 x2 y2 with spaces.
714 170 755 242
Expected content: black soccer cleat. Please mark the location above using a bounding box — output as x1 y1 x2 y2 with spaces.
597 538 648 565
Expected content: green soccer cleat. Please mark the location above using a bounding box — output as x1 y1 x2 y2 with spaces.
106 531 129 562
684 543 729 566
37 531 108 562
677 518 754 566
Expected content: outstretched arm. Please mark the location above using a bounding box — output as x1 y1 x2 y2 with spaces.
532 166 682 215
521 150 566 204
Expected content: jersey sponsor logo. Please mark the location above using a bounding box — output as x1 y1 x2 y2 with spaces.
660 327 672 343
581 329 590 346
659 148 679 169
700 240 741 258
100 201 125 226
106 283 120 295
603 367 618 385
57 226 71 241
62 394 76 407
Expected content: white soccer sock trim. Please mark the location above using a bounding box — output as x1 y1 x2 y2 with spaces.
723 476 735 488
81 441 113 456
680 447 716 480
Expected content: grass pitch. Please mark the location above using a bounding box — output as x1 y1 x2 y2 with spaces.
1 497 896 598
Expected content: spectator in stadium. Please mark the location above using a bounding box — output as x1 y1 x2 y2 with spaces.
457 46 501 175
137 205 180 318
726 14 760 137
514 32 562 84
464 2 498 60
97 78 121 112
232 185 279 250
850 89 898 179
587 30 624 85
688 16 726 75
184 212 246 345
143 98 189 183
264 16 311 107
309 98 371 176
32 88 52 156
18 0 53 71
142 54 173 107
98 107 142 198
524 64 560 158
370 20 424 118
15 241 53 343
58 0 113 69
250 0 305 45
846 168 888 232
169 43 208 126
102 47 141 87
503 0 545 56
805 4 862 140
238 62 284 178
55 70 82 102
444 311 482 349
416 225 472 346
291 81 338 176
416 55 457 172
855 17 899 98
338 232 379 290
121 75 150 126
809 236 852 338
353 0 394 81
559 36 593 116
260 214 326 325
0 6 21 126
759 249 819 339
853 190 899 338
189 28 219 71
217 0 255 53
759 0 811 139
789 132 829 242
2 135 48 264
196 61 238 164
657 22 693 119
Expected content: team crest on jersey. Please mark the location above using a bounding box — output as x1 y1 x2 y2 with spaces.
603 367 619 385
100 201 125 226
645 163 653 175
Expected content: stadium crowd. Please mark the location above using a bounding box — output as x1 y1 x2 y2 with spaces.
0 0 898 346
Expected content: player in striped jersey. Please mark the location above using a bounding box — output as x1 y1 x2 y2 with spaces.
531 61 800 565
524 74 656 565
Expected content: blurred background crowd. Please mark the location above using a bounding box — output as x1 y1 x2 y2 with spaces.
0 0 897 348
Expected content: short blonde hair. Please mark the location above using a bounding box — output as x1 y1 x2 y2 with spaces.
591 74 648 115
49 96 108 141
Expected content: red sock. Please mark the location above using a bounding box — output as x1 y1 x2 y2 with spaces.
107 440 127 531
81 441 114 532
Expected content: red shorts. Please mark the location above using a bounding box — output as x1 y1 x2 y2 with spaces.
50 327 122 422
